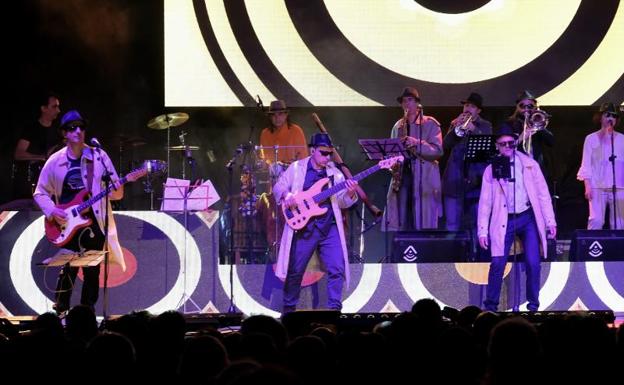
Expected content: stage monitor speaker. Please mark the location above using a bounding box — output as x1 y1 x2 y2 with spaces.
569 229 624 261
392 230 471 263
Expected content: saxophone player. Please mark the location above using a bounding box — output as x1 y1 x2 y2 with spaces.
442 93 492 258
382 87 443 231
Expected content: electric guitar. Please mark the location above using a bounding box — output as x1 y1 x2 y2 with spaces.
282 156 403 230
44 164 162 246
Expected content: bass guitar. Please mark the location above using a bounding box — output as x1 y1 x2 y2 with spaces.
282 156 402 230
44 164 159 246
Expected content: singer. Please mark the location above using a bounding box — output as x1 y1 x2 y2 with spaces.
258 100 308 164
577 102 624 230
33 109 125 316
382 87 443 231
477 127 556 312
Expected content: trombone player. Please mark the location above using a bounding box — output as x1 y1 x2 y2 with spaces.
442 93 492 256
499 90 554 181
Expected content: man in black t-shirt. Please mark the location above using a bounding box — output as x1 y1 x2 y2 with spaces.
12 91 62 200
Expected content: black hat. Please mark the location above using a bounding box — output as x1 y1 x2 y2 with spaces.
59 109 87 130
494 126 519 140
515 90 537 104
599 102 620 117
267 100 289 114
461 92 483 109
396 87 421 103
308 133 334 148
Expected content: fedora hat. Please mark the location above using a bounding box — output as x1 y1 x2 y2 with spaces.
494 125 519 140
461 92 484 109
396 87 421 103
59 109 87 130
515 90 537 104
599 102 620 117
308 133 334 148
267 100 289 114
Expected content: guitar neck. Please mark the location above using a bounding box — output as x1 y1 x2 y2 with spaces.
75 175 129 213
313 164 381 203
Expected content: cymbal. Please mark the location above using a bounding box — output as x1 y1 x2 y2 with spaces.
147 112 189 130
104 135 146 147
168 145 200 151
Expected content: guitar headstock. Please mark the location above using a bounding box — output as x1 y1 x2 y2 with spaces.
378 156 404 170
125 167 148 182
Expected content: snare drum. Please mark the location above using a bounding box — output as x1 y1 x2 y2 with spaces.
143 159 167 175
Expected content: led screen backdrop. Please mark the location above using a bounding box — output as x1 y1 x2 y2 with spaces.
165 0 623 107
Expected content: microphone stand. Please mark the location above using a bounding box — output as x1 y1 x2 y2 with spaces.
510 150 520 312
418 108 424 229
226 151 238 313
93 146 112 325
608 129 618 229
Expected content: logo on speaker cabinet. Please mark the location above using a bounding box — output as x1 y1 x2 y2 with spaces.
588 241 603 258
403 245 418 262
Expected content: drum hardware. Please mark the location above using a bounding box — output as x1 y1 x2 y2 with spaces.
147 112 189 180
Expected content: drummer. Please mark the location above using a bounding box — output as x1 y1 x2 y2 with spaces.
258 100 308 164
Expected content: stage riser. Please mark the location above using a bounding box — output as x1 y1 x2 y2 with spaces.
1 211 623 319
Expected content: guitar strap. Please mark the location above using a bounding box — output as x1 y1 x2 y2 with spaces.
86 159 94 193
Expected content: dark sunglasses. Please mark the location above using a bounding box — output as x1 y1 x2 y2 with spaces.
496 140 517 148
65 124 84 132
604 112 618 119
518 103 536 110
318 150 333 156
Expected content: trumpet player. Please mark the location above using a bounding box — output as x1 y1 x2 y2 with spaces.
577 103 624 230
499 90 554 180
382 87 443 231
442 93 492 253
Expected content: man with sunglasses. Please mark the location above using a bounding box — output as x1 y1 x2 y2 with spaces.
34 109 126 316
499 90 554 180
577 102 624 230
477 128 556 312
273 133 358 313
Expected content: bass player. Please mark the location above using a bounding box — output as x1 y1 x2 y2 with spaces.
34 109 126 316
273 133 358 314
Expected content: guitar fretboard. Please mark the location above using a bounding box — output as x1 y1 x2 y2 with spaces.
313 164 382 204
74 171 136 212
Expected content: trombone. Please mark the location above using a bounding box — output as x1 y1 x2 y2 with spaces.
521 109 551 155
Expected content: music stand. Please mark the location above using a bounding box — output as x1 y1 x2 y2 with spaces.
40 250 108 267
464 134 497 163
161 177 220 313
358 138 410 262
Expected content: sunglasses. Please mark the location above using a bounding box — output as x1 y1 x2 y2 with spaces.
317 150 333 156
518 103 536 110
66 124 84 132
604 112 618 119
496 140 517 148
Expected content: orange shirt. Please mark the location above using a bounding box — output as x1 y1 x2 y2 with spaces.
259 123 308 163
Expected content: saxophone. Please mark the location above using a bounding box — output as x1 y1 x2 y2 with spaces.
391 111 408 192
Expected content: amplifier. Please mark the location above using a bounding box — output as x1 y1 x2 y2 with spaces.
391 230 471 263
569 229 624 261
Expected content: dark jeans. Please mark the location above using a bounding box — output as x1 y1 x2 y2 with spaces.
55 264 101 313
484 209 541 311
283 224 345 313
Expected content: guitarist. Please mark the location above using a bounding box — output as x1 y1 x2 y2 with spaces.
273 133 358 314
33 109 125 316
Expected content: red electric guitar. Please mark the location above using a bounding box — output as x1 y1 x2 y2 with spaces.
282 156 403 230
44 164 160 246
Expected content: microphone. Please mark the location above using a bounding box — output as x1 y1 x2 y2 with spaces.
256 95 264 108
90 137 103 149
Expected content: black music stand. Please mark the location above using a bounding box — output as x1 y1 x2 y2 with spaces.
358 138 410 262
464 134 497 163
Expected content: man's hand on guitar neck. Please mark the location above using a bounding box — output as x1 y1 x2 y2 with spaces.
51 208 68 225
344 179 358 199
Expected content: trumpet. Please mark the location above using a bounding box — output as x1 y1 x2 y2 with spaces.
521 109 551 154
451 112 474 137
